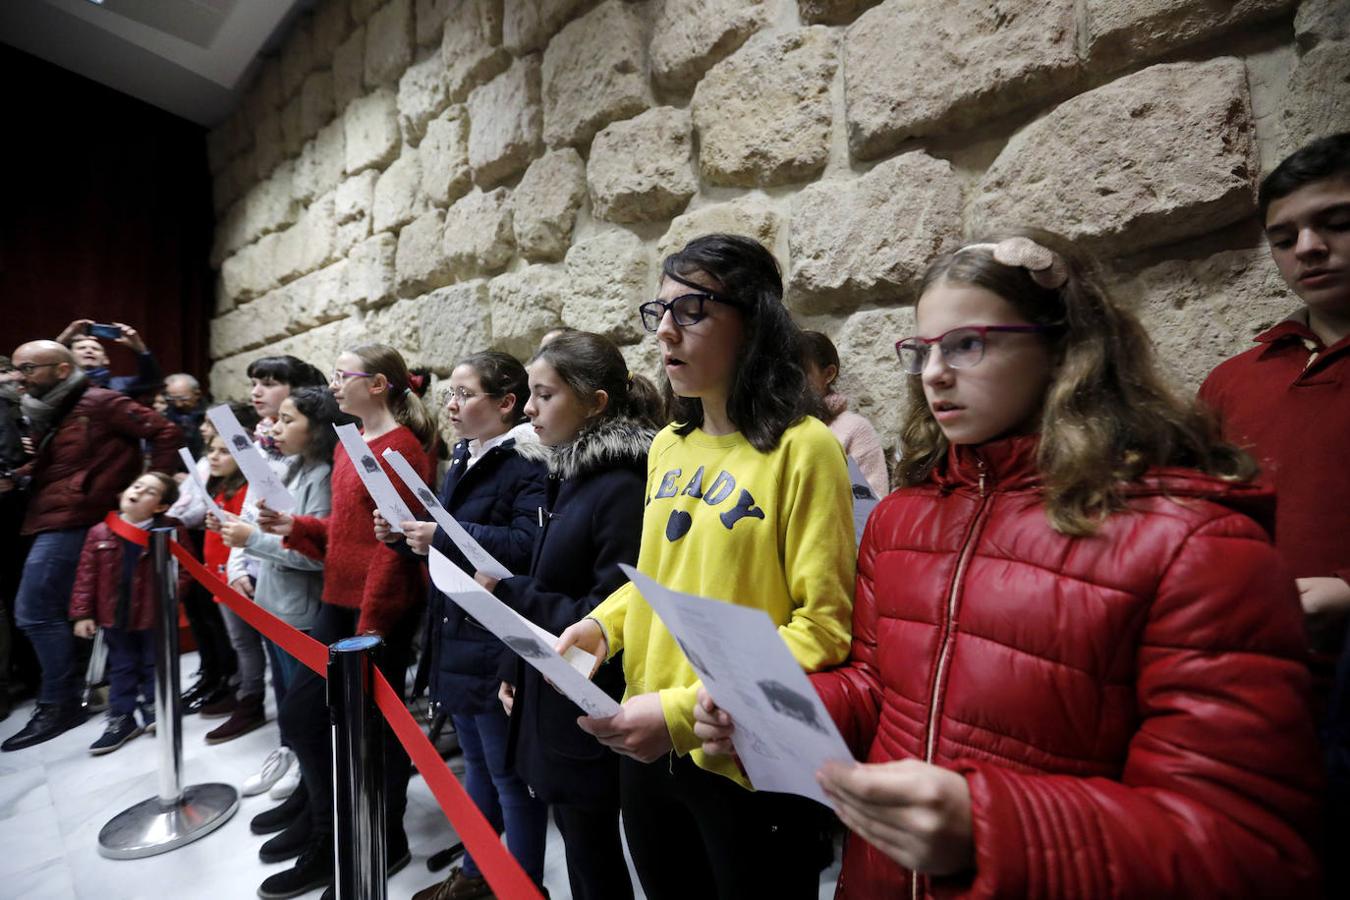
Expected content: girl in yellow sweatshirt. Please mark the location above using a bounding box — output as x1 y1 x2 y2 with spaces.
558 234 856 900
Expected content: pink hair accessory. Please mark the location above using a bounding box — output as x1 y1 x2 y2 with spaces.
962 237 1069 290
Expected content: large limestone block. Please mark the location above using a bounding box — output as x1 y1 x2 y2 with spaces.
334 27 367 109
563 231 649 343
369 280 493 373
650 0 769 92
789 152 964 312
420 107 473 207
281 93 306 158
366 0 414 87
513 148 587 262
503 0 594 54
352 0 384 24
467 57 543 185
844 0 1079 160
344 88 402 174
342 232 400 308
295 120 347 205
1280 41 1350 156
620 338 663 386
542 0 652 149
268 318 355 374
1086 0 1297 70
210 288 292 357
397 51 451 145
588 107 696 224
415 0 453 46
300 71 336 140
488 266 568 358
253 111 284 179
656 194 784 263
220 235 280 305
335 169 379 254
208 351 254 402
212 204 248 268
293 192 338 279
798 0 882 25
1296 0 1350 49
833 305 917 453
286 260 352 332
373 152 429 233
280 23 314 99
241 161 301 245
1119 248 1298 392
442 188 516 279
251 58 283 116
968 58 1258 256
693 27 836 187
311 1 351 61
441 0 510 102
396 209 453 295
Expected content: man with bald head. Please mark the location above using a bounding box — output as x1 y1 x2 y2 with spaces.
161 373 209 458
1 340 179 751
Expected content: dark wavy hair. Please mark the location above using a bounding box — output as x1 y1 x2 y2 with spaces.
531 331 666 430
457 350 530 425
283 387 358 479
897 227 1257 536
661 234 818 452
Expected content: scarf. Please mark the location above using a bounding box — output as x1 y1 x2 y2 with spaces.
20 368 88 441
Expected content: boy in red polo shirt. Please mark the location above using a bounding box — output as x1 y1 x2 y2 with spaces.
1199 131 1350 893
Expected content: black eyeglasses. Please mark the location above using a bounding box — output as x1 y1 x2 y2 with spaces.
16 362 60 376
638 293 735 333
894 325 1060 375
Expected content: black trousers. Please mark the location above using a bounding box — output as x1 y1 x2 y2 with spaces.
553 801 634 900
179 532 236 684
619 753 832 900
279 603 416 839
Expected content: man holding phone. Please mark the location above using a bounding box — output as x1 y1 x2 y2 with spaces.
55 318 162 401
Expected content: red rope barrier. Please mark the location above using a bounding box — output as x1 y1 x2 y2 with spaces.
103 513 544 900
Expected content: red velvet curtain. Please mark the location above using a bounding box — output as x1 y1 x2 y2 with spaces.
0 44 214 384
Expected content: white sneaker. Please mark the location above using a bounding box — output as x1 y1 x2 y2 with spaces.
268 759 302 800
241 747 294 797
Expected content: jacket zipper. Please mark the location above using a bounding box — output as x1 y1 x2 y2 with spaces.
913 459 988 900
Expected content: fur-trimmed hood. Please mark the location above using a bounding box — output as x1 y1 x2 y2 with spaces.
548 417 655 481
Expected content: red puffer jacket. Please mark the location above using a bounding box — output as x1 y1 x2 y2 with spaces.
812 435 1322 899
69 516 192 631
20 383 181 535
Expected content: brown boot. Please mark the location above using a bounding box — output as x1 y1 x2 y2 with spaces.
411 866 495 900
205 694 265 744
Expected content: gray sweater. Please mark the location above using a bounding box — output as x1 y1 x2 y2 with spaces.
242 460 331 629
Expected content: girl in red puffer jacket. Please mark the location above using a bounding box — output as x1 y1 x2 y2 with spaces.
695 229 1324 898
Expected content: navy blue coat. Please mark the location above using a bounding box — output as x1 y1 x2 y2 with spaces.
424 425 548 715
495 417 653 806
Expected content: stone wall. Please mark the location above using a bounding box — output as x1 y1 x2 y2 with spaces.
205 0 1348 455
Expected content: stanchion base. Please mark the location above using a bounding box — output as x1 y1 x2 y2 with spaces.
97 783 240 860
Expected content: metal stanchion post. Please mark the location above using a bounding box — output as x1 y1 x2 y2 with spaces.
97 528 239 859
330 635 387 900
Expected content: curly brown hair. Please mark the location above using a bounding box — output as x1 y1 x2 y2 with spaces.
896 228 1257 536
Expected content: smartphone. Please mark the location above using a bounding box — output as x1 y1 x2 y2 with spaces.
87 323 124 340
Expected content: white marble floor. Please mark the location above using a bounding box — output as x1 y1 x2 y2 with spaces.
0 653 841 899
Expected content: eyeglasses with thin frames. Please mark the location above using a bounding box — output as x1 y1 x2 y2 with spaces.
894 324 1060 375
331 368 373 384
445 387 493 403
638 292 736 333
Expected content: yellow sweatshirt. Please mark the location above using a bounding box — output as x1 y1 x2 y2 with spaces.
589 416 856 788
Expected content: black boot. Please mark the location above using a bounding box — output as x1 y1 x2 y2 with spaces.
1 701 87 752
184 678 231 715
259 806 311 863
257 835 333 899
250 780 308 835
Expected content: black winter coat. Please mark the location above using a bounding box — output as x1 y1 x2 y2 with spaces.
495 417 653 807
425 425 548 715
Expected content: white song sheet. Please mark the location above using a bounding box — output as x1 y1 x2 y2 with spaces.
205 405 296 511
427 549 617 717
334 424 417 534
177 447 229 522
620 565 854 805
383 448 513 580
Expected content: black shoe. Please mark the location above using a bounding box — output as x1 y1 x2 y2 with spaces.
316 836 411 900
259 807 311 863
2 702 87 752
257 836 333 899
179 677 211 711
251 781 308 835
184 679 231 715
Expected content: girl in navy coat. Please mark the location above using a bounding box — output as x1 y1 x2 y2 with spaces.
379 351 549 899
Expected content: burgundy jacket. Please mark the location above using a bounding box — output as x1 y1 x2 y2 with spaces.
813 436 1322 899
69 517 191 631
20 383 181 536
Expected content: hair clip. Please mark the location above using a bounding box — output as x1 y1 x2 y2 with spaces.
962 237 1069 290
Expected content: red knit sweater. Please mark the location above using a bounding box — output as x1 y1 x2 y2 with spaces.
284 427 435 636
1199 317 1350 589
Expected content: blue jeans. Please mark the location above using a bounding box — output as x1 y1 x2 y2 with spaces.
15 528 88 706
103 626 154 717
452 709 547 883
